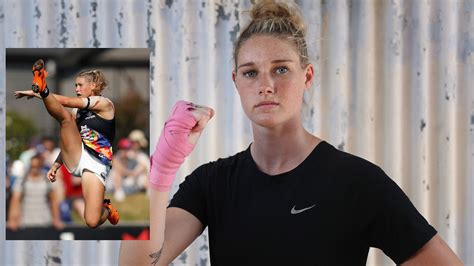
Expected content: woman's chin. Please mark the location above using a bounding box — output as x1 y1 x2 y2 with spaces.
251 115 281 128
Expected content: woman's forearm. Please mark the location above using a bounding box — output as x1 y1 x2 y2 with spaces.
150 189 170 252
118 189 170 266
50 152 63 173
8 192 22 225
49 192 61 223
50 94 84 108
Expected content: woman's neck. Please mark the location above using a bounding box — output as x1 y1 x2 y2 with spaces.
250 122 321 176
28 171 42 179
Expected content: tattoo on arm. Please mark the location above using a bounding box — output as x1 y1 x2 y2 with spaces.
149 248 162 266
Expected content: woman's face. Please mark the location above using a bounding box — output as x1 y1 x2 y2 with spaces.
75 76 96 98
29 157 43 176
233 35 313 128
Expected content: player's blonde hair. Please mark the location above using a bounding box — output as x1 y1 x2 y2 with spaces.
233 0 308 68
76 69 108 95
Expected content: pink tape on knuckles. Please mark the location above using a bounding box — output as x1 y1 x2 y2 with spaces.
149 101 197 191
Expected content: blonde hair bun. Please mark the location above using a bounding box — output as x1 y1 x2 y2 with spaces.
234 0 309 67
250 0 306 35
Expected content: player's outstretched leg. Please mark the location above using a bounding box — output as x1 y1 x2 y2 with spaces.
32 59 82 170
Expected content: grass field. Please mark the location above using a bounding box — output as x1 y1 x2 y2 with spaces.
72 192 149 225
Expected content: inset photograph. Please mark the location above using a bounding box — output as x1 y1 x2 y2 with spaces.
6 48 150 240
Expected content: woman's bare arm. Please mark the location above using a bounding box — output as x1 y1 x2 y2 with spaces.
120 102 213 266
55 94 114 119
47 152 63 183
7 191 22 231
402 234 463 265
153 207 203 265
119 191 203 266
48 189 64 230
15 90 84 108
14 90 114 118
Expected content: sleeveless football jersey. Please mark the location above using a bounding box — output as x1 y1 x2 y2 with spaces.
75 108 115 166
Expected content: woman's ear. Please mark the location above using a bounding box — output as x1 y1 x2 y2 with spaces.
232 70 237 83
304 64 314 89
91 83 99 95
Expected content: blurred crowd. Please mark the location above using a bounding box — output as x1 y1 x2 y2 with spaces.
109 129 150 202
6 129 149 230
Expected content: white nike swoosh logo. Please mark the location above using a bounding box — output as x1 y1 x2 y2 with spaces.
291 204 317 214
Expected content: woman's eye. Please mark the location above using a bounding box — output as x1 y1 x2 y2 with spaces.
275 66 288 74
243 70 257 78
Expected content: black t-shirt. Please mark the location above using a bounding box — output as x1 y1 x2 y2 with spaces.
169 141 437 265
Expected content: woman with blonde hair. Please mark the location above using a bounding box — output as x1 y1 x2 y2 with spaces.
15 62 119 229
121 0 461 264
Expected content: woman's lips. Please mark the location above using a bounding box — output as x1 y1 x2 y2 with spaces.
255 101 279 108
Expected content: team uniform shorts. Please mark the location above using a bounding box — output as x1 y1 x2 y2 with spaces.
64 143 111 186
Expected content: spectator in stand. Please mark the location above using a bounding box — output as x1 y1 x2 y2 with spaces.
9 158 25 189
59 166 85 223
57 165 85 224
7 154 64 231
6 155 12 221
128 129 149 190
18 137 41 172
111 130 149 202
11 136 60 186
111 138 132 202
38 137 65 209
38 136 60 168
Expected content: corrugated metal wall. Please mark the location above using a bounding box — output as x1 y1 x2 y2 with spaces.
1 0 473 265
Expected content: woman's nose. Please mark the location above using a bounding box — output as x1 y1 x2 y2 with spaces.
258 74 274 95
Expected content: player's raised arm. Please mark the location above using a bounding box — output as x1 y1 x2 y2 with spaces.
119 101 213 266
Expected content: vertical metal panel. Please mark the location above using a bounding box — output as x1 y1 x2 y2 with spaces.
1 0 473 265
0 0 5 263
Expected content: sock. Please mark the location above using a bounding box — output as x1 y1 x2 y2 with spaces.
40 87 49 98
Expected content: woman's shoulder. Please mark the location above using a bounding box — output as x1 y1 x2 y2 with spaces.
98 96 115 109
190 148 250 177
323 141 376 167
320 141 387 182
216 148 249 165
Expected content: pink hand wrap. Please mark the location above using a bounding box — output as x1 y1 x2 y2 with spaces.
150 101 198 191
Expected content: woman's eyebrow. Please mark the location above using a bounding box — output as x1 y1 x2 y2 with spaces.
237 62 255 69
272 59 293 64
237 59 294 69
